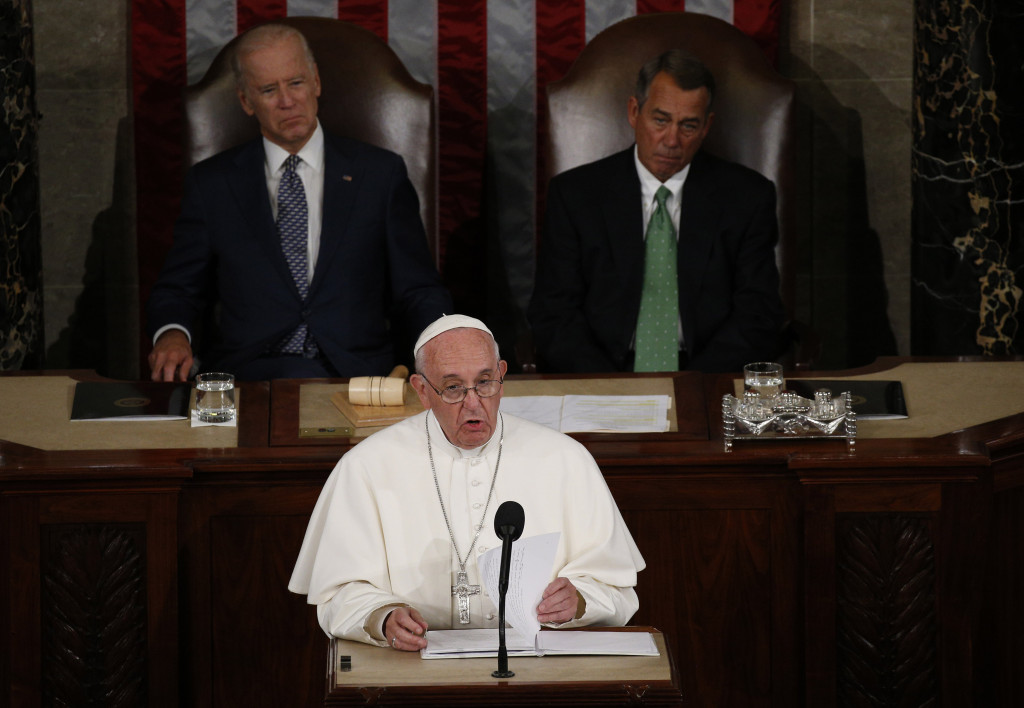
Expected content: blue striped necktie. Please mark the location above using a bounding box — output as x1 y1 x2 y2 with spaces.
633 185 679 372
276 154 318 357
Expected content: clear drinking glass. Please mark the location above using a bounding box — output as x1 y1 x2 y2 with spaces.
743 362 784 399
195 372 235 423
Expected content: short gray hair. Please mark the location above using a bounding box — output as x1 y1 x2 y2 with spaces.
231 23 317 91
414 330 501 376
634 49 715 111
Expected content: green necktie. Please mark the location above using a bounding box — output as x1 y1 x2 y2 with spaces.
634 185 679 372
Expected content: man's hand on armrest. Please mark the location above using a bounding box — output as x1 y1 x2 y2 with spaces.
149 329 194 382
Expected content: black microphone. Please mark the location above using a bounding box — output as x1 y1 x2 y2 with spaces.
492 500 524 678
494 501 525 591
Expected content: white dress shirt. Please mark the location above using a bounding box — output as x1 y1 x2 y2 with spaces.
634 146 689 239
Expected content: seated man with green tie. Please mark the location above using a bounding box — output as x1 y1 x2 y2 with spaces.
528 49 784 373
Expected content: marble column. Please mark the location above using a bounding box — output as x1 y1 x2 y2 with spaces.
0 0 44 369
912 0 1024 355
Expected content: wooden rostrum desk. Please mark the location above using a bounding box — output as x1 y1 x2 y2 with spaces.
324 627 682 706
1 358 1023 707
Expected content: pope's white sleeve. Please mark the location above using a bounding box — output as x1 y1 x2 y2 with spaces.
542 447 646 628
291 453 408 645
551 579 639 628
317 585 407 646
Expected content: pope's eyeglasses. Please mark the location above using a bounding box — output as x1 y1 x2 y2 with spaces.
418 374 503 404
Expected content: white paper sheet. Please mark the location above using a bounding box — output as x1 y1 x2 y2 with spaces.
498 397 563 431
420 628 659 658
419 627 535 658
479 531 560 638
499 395 671 433
533 630 658 656
560 395 670 432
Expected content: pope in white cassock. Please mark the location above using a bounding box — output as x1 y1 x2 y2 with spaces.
288 314 646 651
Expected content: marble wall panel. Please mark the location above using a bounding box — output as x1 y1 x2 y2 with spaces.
33 0 137 376
36 90 136 375
813 0 913 80
830 78 913 362
912 0 1024 356
793 73 906 367
33 0 127 89
786 0 912 368
1 0 45 370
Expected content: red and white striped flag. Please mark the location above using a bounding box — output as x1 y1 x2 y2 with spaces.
132 0 780 332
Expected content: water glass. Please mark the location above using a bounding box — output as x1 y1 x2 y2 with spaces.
195 372 235 423
743 362 784 399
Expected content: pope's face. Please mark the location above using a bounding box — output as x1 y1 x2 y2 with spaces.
237 34 321 153
412 329 508 450
628 71 714 182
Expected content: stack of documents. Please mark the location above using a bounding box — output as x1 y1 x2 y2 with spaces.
421 627 658 659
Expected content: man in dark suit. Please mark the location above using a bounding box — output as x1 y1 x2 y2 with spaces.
528 50 784 373
147 23 451 381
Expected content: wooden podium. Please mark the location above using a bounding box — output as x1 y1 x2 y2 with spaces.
324 628 683 706
4 360 1024 707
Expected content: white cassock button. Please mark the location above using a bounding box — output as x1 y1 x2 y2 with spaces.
471 479 480 486
486 613 495 620
478 546 487 553
473 502 481 509
471 458 481 466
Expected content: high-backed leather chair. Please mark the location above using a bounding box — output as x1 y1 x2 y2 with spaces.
542 12 815 366
183 17 439 264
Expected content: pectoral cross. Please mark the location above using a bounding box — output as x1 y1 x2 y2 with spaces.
452 571 481 624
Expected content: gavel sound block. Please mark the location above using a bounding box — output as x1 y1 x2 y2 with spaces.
330 365 424 427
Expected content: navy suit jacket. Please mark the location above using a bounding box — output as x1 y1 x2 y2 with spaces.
529 147 784 373
147 132 452 378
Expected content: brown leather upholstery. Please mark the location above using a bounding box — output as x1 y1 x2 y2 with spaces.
543 12 796 318
183 17 439 264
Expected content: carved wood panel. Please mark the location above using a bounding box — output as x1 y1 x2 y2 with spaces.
40 523 147 707
835 514 937 708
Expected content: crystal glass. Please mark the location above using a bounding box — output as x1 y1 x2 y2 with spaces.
195 372 235 423
743 362 784 399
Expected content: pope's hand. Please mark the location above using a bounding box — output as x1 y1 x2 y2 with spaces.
385 607 428 651
536 576 579 624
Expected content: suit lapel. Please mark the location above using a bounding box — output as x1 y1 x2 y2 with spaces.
228 141 300 297
677 151 721 339
603 148 645 302
310 136 361 296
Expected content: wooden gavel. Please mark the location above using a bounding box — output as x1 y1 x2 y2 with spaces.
347 365 409 407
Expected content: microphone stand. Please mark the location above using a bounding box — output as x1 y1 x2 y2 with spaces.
492 526 515 678
491 500 523 678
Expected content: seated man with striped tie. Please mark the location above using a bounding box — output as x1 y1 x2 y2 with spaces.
147 23 451 381
528 49 784 374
